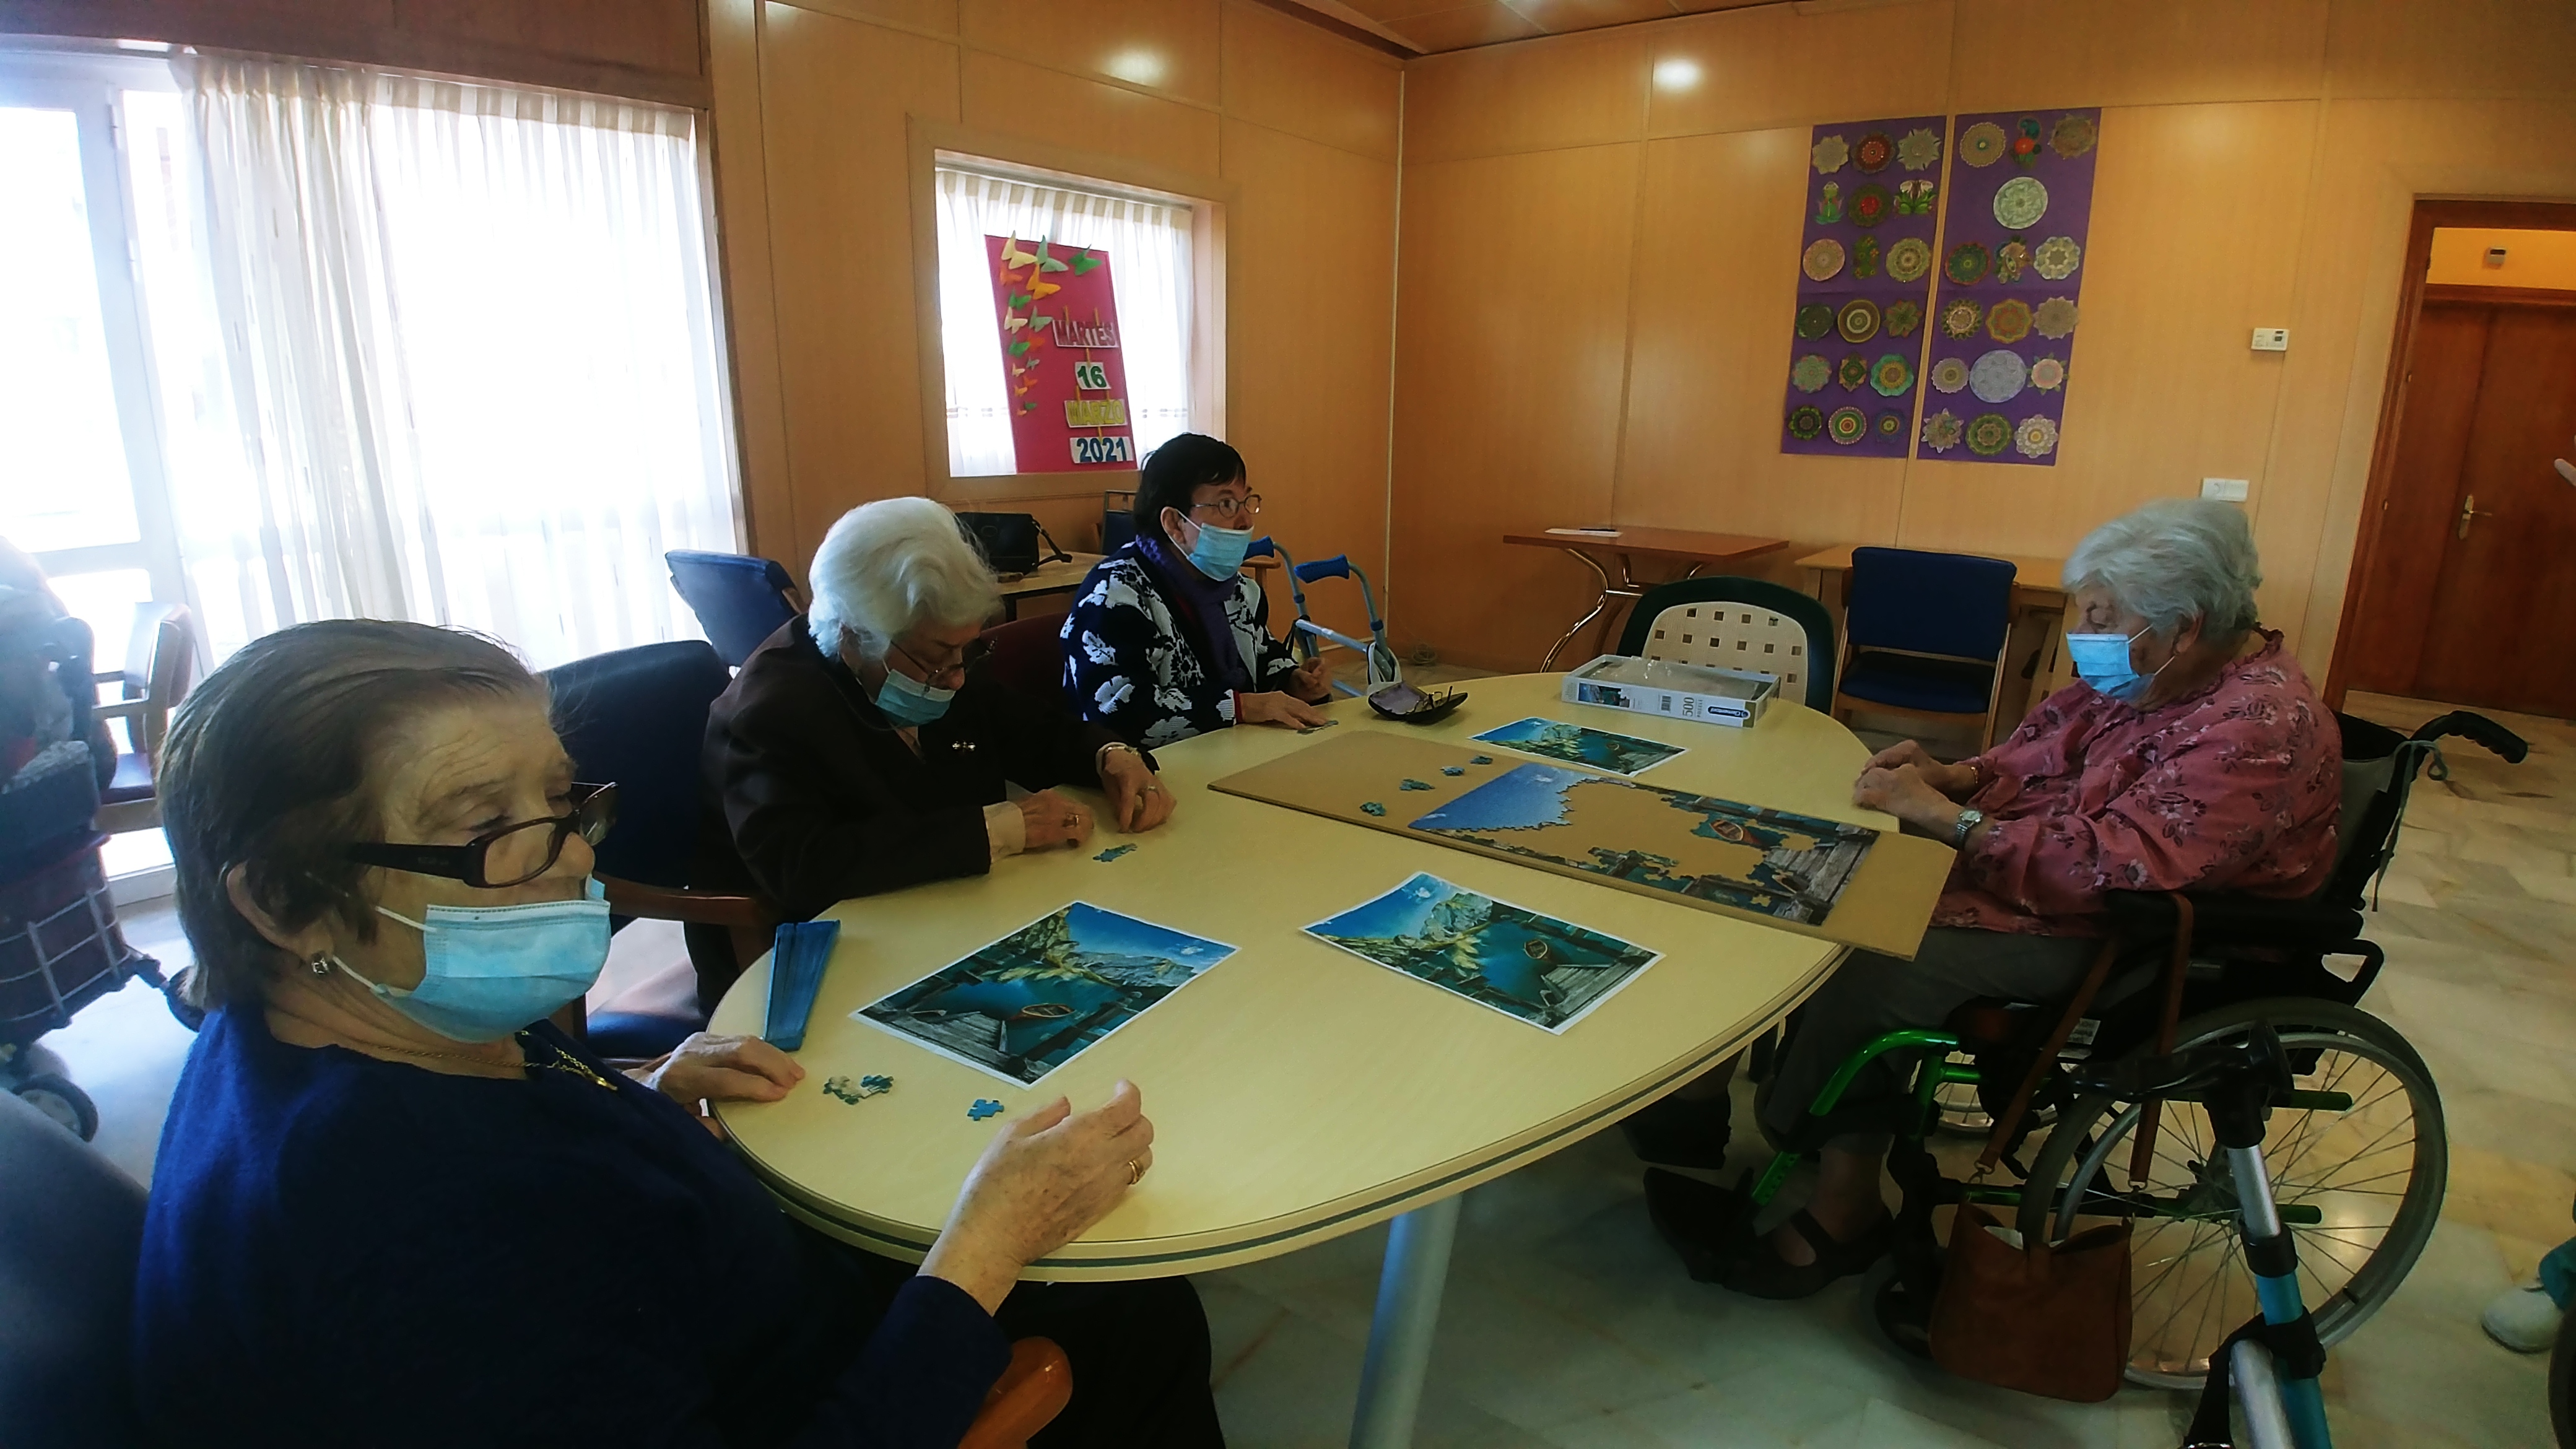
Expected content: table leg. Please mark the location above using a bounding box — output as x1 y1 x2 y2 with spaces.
1539 549 1616 670
1346 1194 1462 1449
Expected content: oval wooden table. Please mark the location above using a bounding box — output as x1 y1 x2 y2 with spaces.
711 674 1894 1448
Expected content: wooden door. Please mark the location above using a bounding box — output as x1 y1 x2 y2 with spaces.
2343 298 2576 716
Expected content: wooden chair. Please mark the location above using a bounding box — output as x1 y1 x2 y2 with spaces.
1617 577 1838 711
94 603 196 835
1830 547 2017 750
978 614 1069 710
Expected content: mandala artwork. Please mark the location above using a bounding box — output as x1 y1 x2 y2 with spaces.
1896 178 1937 215
2034 235 2083 281
2033 296 2081 339
1838 353 1871 390
1803 237 1846 282
1854 234 1882 279
1869 352 1914 398
1995 238 2030 284
1850 183 1891 228
1969 348 2029 404
1854 132 1893 172
1920 408 1964 453
1796 302 1835 339
1929 356 1970 394
1873 409 1905 440
2014 414 2060 459
1787 404 1825 439
1897 126 1943 172
1986 297 2034 344
2028 355 2067 391
1837 297 1882 344
1884 298 1924 337
1827 406 1869 445
1992 175 2050 230
1965 411 2012 456
1959 120 2008 167
1791 353 1832 393
1887 237 1933 283
1946 242 1990 286
1812 133 1849 175
2050 113 2098 159
1940 297 1984 339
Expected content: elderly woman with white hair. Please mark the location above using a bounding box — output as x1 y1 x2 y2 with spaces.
1644 498 2341 1299
696 498 1175 995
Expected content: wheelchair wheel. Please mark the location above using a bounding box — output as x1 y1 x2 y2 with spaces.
2016 998 2445 1390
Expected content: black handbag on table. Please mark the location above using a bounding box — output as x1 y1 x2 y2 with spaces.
954 511 1071 577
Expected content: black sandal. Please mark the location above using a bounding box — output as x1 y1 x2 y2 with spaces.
1718 1208 1892 1300
1643 1168 1759 1282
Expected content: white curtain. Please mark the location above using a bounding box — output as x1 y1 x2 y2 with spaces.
170 56 738 670
934 164 1191 477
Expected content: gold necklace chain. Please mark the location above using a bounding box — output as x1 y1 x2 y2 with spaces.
368 1032 618 1091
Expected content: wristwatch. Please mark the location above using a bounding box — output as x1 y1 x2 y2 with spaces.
1951 807 1984 848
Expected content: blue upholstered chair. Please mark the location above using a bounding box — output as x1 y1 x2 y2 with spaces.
0 1089 147 1449
1831 547 2018 749
542 640 770 1058
664 550 799 669
1617 577 1839 711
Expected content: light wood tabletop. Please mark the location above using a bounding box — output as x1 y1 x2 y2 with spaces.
709 673 1886 1280
1502 528 1791 669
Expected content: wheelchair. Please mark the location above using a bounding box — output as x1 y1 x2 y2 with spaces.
1722 708 2524 1389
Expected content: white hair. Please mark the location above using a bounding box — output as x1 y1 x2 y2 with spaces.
2063 498 2263 642
805 497 1000 661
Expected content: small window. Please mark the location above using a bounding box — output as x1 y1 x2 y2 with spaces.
933 159 1195 477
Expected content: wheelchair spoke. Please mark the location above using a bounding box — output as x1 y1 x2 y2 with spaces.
2282 1113 2416 1196
2284 1162 2416 1198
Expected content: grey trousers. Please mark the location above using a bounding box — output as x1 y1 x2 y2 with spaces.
1757 927 2100 1155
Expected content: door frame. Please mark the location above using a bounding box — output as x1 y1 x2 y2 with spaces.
2325 197 2576 707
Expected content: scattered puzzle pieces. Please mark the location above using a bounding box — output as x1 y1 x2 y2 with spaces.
1440 765 1465 776
1361 801 1386 816
1470 755 1494 765
824 1074 896 1104
1399 778 1432 791
968 1099 1005 1121
1094 844 1137 863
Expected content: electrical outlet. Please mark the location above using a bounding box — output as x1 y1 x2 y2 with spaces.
2250 327 2289 352
2201 477 2250 502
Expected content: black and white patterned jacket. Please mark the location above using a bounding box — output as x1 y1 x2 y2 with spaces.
1058 541 1300 747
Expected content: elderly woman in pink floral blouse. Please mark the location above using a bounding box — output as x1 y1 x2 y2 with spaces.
1644 498 2341 1299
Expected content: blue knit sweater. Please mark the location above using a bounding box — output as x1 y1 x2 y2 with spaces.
132 1007 1006 1447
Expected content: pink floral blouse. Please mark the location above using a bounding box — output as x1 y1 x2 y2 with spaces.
1937 630 2341 937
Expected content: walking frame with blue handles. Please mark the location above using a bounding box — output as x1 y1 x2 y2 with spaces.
1246 539 1403 698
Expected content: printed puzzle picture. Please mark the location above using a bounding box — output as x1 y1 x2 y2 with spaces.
1307 873 1659 1032
856 903 1236 1086
1408 764 1878 927
1473 716 1683 776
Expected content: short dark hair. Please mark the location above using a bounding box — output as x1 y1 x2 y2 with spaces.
1131 433 1246 537
160 620 542 1009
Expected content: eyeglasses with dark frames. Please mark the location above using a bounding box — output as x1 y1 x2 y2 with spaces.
343 782 619 888
892 635 991 687
1189 493 1263 523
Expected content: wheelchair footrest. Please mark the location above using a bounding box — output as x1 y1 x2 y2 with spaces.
1642 1168 1762 1284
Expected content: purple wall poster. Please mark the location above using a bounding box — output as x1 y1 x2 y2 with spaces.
1918 108 2099 466
1780 116 1947 458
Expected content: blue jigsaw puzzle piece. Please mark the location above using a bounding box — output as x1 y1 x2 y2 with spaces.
1094 843 1137 863
859 1074 894 1095
1442 765 1465 776
968 1099 1004 1121
1361 801 1386 816
1399 778 1432 791
1470 755 1494 765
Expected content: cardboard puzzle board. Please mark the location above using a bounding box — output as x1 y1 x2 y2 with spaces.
1211 731 1954 960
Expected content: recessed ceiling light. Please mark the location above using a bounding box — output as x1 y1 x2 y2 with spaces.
1652 58 1703 93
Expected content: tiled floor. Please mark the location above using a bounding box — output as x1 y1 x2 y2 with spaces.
41 690 2575 1446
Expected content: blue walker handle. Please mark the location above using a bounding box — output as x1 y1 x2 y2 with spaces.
1294 555 1352 583
1244 536 1278 560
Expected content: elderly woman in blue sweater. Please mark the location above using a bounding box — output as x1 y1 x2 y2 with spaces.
131 619 1221 1448
1059 435 1333 747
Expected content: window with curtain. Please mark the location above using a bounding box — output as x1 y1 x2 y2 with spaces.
152 55 738 670
934 161 1193 477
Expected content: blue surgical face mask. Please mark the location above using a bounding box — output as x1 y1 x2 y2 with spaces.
2064 627 2163 703
333 877 610 1043
874 666 955 726
1181 516 1254 581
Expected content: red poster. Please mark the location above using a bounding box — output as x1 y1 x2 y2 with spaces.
985 235 1136 472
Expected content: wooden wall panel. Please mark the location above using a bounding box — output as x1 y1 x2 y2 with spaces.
962 0 1221 105
788 0 959 32
1389 144 1642 667
395 0 703 78
1614 128 1905 549
1403 24 1644 164
1643 1 1954 141
1219 117 1398 638
708 0 795 561
1219 0 1401 161
1949 0 2327 113
2324 0 2576 102
959 50 1224 176
755 4 962 560
1899 102 2318 579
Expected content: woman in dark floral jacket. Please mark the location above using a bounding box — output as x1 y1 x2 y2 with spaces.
1058 435 1333 747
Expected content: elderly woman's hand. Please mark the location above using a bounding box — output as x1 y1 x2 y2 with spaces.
1100 749 1176 833
919 1081 1155 1313
635 1033 805 1112
1860 741 1977 799
1238 690 1331 729
1290 653 1334 703
1853 763 1959 833
1018 789 1096 850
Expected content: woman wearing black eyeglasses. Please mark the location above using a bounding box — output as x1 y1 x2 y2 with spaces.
133 617 1222 1448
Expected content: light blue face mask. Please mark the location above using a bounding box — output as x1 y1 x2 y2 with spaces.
1181 516 1255 581
874 666 956 726
333 877 610 1043
2064 627 2162 703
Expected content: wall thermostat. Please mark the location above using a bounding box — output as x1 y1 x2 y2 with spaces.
2201 477 2250 502
2250 327 2289 352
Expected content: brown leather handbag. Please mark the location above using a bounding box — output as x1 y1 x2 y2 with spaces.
1926 936 2136 1403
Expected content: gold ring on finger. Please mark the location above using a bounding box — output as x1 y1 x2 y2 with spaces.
1126 1158 1144 1185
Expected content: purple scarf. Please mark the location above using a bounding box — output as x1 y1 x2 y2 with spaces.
1137 533 1252 690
